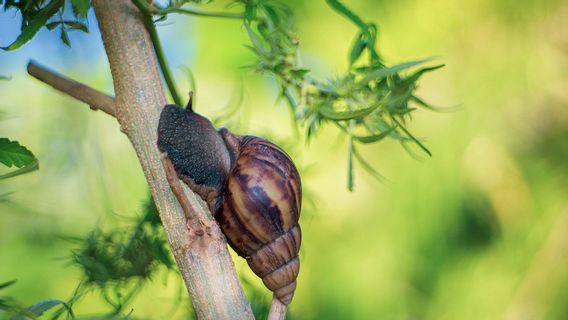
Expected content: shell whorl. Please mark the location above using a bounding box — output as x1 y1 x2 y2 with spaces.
217 134 302 304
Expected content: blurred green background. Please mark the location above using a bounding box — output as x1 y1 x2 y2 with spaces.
2 0 568 319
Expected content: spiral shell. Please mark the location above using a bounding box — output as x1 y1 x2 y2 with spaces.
217 134 302 305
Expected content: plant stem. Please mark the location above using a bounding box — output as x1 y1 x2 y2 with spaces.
132 0 183 106
169 7 244 20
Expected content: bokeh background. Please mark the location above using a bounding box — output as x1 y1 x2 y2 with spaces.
2 0 568 319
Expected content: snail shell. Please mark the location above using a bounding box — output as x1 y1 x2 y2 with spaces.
157 100 302 305
219 132 302 304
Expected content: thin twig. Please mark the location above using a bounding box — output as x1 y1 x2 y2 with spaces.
268 296 287 320
27 61 116 117
160 153 199 224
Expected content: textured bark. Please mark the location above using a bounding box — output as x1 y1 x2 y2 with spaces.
91 1 253 319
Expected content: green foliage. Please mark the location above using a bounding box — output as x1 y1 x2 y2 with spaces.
70 197 173 287
0 280 74 319
140 0 445 189
238 0 445 189
0 138 39 180
1 0 91 50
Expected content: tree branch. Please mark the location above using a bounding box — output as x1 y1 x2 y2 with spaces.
86 1 253 319
268 297 287 320
27 61 116 117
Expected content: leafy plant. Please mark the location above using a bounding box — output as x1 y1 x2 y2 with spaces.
1 0 91 50
0 138 38 180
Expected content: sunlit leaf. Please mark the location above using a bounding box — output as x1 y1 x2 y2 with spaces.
349 32 366 65
319 104 380 120
361 58 433 82
391 116 432 156
352 144 389 183
0 159 39 180
352 125 398 143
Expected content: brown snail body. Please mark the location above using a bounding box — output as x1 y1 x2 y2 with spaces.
157 96 302 304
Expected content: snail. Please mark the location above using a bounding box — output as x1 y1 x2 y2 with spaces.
157 94 302 305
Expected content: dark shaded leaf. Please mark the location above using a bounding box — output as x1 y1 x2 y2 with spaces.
1 0 64 51
0 280 17 290
0 138 37 168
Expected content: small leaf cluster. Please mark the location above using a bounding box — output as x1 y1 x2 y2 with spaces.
1 0 91 50
239 0 445 189
69 197 173 287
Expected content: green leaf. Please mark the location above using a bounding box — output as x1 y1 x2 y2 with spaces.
391 116 432 156
0 280 17 290
244 23 269 56
326 0 368 31
319 103 380 120
352 125 398 143
0 159 39 180
347 138 354 192
349 32 366 65
70 0 91 18
352 145 388 183
0 138 37 168
361 58 432 83
12 299 67 320
60 28 70 46
64 21 89 33
45 21 61 30
1 0 64 51
411 95 461 113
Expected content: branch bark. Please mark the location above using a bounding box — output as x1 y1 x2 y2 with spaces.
88 1 253 319
268 297 287 320
27 61 116 116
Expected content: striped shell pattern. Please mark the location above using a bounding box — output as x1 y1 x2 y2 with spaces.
216 135 302 305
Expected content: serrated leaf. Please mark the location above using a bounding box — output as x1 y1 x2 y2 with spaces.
70 0 91 18
0 159 39 180
361 58 432 83
0 138 37 168
1 0 64 51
